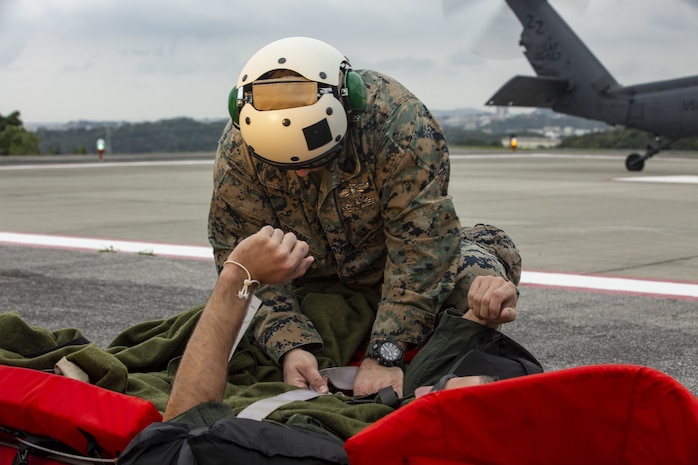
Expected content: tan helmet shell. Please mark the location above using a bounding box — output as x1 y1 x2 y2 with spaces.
236 37 347 87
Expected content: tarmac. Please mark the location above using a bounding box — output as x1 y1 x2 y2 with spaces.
0 149 696 395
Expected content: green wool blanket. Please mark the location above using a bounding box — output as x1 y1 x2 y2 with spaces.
0 282 394 440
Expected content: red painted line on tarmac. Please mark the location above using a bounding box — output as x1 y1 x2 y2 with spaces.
0 160 213 170
1 232 697 300
613 175 698 185
521 270 698 301
0 231 213 261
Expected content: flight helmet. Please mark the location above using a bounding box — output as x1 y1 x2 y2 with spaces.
228 37 366 169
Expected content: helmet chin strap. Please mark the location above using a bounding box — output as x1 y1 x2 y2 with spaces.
249 142 343 170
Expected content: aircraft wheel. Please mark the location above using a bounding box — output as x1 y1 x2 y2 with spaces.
625 153 644 171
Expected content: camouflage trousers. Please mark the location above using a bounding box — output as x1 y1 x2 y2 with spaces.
443 223 522 313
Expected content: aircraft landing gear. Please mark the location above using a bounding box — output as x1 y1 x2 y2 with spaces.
625 137 673 171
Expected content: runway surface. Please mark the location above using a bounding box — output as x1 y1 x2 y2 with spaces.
1 150 696 394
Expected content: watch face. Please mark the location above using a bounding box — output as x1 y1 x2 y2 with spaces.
378 341 402 364
379 341 402 363
368 339 404 367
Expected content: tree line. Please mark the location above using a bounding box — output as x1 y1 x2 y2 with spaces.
558 128 698 151
35 117 227 155
443 127 698 151
3 109 698 156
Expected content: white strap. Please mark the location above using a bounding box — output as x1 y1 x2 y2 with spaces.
319 366 358 391
236 389 323 421
236 365 360 421
228 296 262 362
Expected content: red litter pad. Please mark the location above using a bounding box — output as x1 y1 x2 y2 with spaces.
345 364 698 465
0 365 162 459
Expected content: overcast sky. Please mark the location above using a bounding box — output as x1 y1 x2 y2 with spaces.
1 0 697 123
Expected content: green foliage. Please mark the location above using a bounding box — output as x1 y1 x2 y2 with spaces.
36 117 227 155
440 110 610 148
0 111 40 155
0 111 22 130
672 137 698 150
559 128 653 149
484 112 609 134
559 128 698 150
442 128 502 147
442 127 546 148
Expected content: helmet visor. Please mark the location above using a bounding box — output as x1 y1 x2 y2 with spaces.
252 76 318 111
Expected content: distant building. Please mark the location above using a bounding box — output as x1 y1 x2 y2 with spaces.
500 135 560 149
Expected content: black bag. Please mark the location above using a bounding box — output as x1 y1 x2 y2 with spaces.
117 416 348 465
118 418 349 465
449 328 543 380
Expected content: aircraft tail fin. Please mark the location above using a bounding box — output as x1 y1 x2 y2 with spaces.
487 0 620 116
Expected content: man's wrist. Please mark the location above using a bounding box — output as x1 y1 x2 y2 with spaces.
220 260 259 299
367 337 408 351
365 338 405 367
217 264 246 289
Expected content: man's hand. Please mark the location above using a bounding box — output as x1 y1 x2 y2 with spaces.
282 348 329 394
163 226 313 421
466 275 518 327
228 225 314 286
353 357 404 398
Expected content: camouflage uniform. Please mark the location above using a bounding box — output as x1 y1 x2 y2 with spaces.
208 70 521 363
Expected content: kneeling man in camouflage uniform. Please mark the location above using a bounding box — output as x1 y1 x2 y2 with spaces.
207 37 522 398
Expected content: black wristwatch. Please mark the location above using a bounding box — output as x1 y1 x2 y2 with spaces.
366 339 404 367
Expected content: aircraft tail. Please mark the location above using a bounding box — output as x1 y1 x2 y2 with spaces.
487 0 623 121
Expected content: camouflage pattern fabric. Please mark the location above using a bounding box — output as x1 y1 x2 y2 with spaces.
208 70 520 363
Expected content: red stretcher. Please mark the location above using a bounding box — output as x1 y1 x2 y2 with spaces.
0 365 162 464
345 364 698 465
2 363 697 465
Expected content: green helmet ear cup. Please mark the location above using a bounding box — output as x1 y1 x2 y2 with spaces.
228 86 240 126
344 70 367 113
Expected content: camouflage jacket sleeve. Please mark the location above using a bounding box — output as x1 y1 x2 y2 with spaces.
363 73 462 347
208 122 323 362
208 121 269 267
